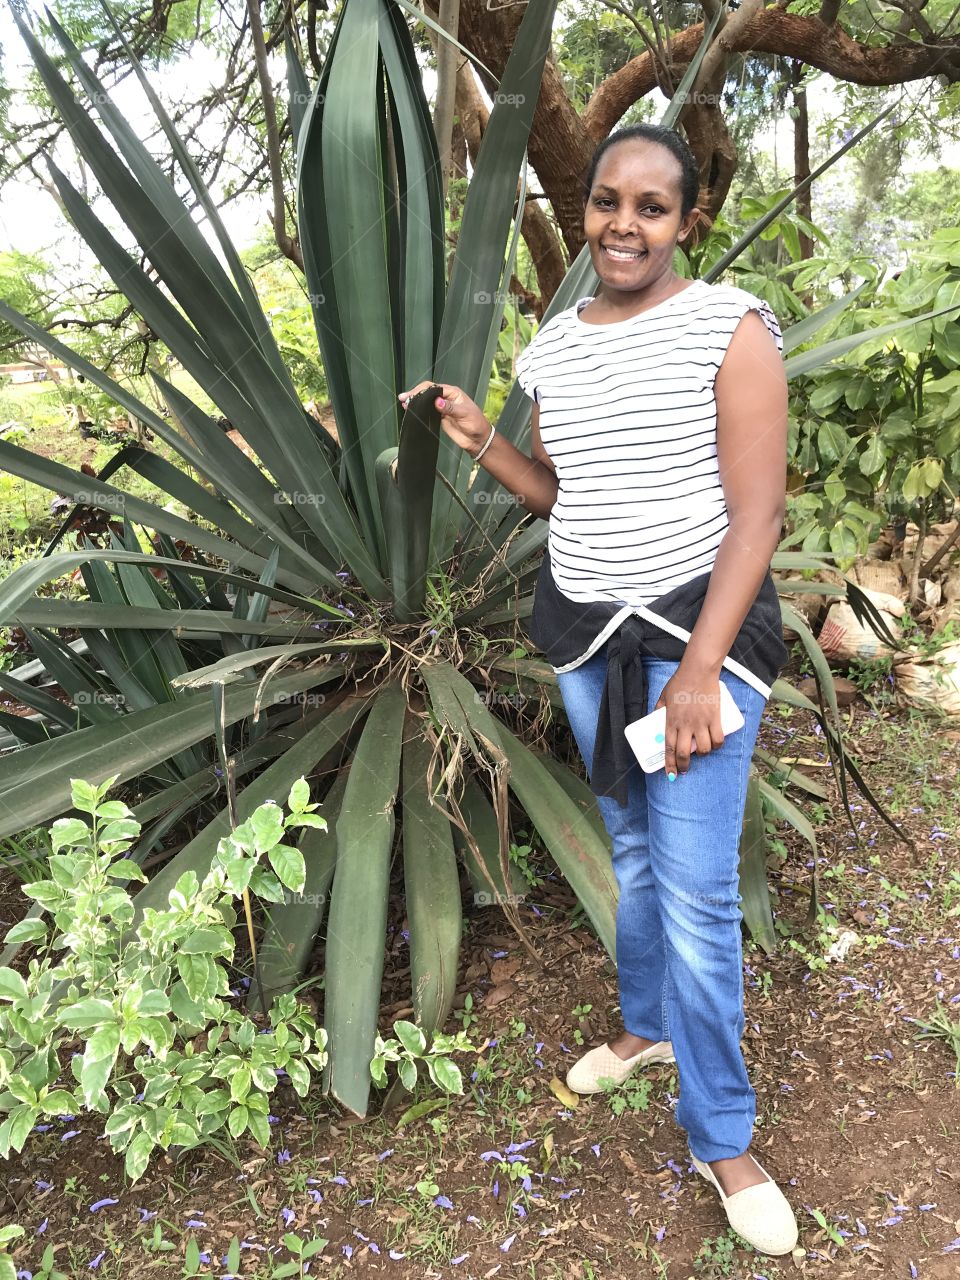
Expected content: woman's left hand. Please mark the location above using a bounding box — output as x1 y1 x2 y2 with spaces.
654 662 725 779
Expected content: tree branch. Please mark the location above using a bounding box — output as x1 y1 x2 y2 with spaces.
245 0 303 269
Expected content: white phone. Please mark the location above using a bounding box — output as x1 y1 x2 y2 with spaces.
623 681 745 774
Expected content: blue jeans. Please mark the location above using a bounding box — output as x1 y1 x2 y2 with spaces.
555 651 767 1162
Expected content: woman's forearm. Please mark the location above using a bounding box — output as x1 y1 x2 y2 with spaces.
472 428 558 521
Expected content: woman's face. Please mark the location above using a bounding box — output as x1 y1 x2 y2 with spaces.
583 141 701 295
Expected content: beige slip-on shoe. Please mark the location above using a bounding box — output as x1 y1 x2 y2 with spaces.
565 1039 675 1095
688 1149 799 1256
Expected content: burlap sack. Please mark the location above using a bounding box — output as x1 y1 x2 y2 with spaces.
817 588 905 661
893 642 960 720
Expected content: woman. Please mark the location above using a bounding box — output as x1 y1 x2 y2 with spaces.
398 124 797 1257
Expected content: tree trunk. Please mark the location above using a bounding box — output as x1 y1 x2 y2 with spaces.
791 61 814 263
433 0 461 203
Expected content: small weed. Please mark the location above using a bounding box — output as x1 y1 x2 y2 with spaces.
571 1001 593 1046
693 1229 739 1275
457 991 478 1034
809 1206 846 1247
914 1004 960 1081
600 1071 653 1116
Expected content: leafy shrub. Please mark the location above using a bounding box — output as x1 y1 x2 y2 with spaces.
0 776 328 1180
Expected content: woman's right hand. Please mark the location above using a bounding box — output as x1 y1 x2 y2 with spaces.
397 383 492 458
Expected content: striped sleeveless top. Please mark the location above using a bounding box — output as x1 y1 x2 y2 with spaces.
514 278 783 607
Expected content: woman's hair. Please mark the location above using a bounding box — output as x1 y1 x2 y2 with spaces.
580 124 701 217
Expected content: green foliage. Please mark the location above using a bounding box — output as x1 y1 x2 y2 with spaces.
0 775 328 1181
0 251 53 357
370 1018 474 1095
783 226 960 565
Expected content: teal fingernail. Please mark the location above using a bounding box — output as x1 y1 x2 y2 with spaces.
667 771 676 781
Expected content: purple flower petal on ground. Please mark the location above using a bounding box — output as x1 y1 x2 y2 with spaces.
389 1249 407 1260
909 1263 918 1278
492 1179 499 1198
341 1244 353 1258
505 1140 534 1154
450 1253 470 1264
276 1149 291 1164
281 1208 295 1227
500 1233 516 1251
60 1130 80 1141
138 1209 157 1222
466 1215 481 1226
944 1238 960 1253
36 1219 48 1235
35 1180 53 1192
655 1225 666 1242
330 1174 349 1185
89 1198 119 1213
88 1252 106 1269
591 1143 600 1156
185 1219 206 1229
377 1148 394 1160
480 1150 502 1162
434 1195 453 1209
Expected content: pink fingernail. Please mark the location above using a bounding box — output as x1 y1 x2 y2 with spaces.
437 397 446 408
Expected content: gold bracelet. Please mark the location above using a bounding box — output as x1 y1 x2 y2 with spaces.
473 422 496 461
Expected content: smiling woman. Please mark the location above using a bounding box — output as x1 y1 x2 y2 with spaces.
512 122 799 1257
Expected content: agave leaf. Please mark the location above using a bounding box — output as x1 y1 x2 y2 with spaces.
780 280 871 354
449 772 529 905
299 0 404 563
0 549 342 623
752 745 830 799
757 776 819 925
381 0 446 393
14 9 384 597
431 0 558 555
284 25 310 150
172 640 383 690
44 6 264 347
784 299 960 378
0 667 348 839
0 438 294 588
738 770 777 954
322 681 408 1117
532 752 611 850
0 668 80 733
436 663 619 958
400 717 461 1036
